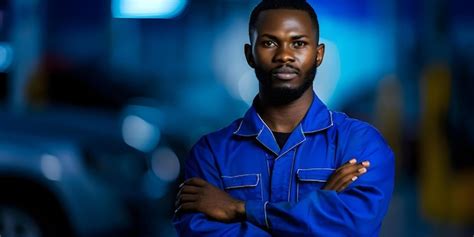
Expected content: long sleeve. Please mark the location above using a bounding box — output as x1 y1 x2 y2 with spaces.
172 136 271 237
245 127 395 237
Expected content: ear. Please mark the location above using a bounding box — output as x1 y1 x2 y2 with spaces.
316 43 325 67
244 44 256 68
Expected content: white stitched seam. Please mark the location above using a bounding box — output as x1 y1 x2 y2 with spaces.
287 148 297 202
257 126 264 136
221 173 260 178
276 126 307 160
257 130 279 156
256 113 279 146
232 120 244 134
233 120 260 137
264 201 270 229
259 174 264 201
304 111 334 133
296 167 333 201
256 113 281 155
257 137 279 156
288 126 304 201
275 137 306 160
224 184 258 189
222 173 260 189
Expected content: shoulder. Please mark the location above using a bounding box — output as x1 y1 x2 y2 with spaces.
186 119 242 170
192 118 242 150
330 111 392 156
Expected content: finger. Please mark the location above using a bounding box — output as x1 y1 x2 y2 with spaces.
333 164 370 191
179 185 201 195
330 164 368 191
324 160 370 191
337 163 368 177
325 158 357 189
329 163 363 187
175 185 198 202
175 194 198 208
334 160 363 178
335 158 357 172
323 175 338 190
335 175 359 192
336 176 358 192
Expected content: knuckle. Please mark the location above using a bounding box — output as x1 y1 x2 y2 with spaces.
339 168 350 175
335 169 345 176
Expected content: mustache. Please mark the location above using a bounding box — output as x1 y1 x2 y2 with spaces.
271 65 299 74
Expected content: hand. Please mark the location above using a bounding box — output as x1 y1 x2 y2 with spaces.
175 177 246 222
323 159 370 192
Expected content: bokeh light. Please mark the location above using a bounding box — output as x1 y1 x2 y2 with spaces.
122 114 161 152
151 147 180 182
112 0 188 19
40 154 62 181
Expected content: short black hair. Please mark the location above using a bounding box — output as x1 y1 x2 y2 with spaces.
248 0 320 42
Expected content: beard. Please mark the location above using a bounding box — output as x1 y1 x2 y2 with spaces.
255 64 317 106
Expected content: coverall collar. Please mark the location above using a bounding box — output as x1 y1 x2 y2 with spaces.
233 91 334 156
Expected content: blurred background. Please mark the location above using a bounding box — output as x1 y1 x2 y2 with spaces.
0 0 472 236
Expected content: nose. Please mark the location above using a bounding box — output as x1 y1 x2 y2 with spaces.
273 45 295 63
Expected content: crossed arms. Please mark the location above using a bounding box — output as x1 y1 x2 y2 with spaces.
175 159 369 222
173 133 394 237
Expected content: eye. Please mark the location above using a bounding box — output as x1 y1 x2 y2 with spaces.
293 41 307 48
262 40 277 48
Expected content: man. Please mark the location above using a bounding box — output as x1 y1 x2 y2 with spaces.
173 0 394 236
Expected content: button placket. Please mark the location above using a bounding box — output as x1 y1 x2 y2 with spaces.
270 150 295 202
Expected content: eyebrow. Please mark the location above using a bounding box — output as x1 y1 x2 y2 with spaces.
290 35 308 40
260 34 309 40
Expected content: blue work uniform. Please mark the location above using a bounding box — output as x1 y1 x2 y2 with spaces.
173 93 395 237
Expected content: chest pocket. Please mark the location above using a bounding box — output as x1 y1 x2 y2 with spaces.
222 174 263 201
296 168 334 202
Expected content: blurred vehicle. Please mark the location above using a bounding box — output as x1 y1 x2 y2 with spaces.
0 106 156 237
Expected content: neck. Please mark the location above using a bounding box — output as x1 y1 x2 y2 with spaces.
257 88 314 133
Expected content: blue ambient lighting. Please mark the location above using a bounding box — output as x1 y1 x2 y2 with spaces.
112 0 188 19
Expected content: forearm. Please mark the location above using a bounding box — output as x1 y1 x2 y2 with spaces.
173 212 270 237
245 186 391 237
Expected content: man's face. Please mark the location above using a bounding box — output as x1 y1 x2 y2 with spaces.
246 9 325 105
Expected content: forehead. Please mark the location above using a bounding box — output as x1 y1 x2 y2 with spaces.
254 9 315 37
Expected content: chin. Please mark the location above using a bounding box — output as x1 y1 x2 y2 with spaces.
271 82 301 90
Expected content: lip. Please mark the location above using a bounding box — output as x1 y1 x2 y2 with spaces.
273 72 298 80
272 66 299 80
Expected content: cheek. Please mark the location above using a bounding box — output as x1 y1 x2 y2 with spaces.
296 49 315 61
296 51 317 69
254 49 274 65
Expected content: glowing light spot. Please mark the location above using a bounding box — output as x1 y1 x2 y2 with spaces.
122 115 160 152
40 154 62 181
0 43 13 72
151 147 180 182
314 38 341 105
112 0 188 19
